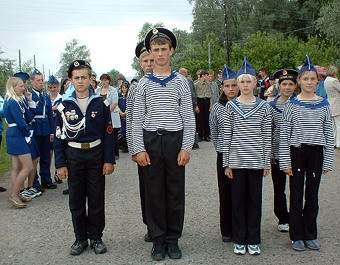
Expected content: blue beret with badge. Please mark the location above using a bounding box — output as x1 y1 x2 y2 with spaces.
222 64 237 81
298 55 317 75
13 71 30 81
144 27 177 51
48 75 59 84
237 57 257 77
68 60 92 78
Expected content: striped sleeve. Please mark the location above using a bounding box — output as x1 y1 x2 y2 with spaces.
279 103 293 170
209 102 226 153
323 106 334 171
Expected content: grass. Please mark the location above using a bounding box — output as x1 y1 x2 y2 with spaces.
0 123 11 174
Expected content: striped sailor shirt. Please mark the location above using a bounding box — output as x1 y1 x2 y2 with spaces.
279 96 334 171
269 97 287 160
131 71 195 155
222 97 272 169
210 100 227 153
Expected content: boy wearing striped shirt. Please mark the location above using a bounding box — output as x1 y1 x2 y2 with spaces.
269 69 298 233
131 28 195 261
223 58 272 255
279 56 334 251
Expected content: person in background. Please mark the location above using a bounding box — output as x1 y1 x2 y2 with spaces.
30 69 57 192
257 68 271 99
47 75 63 184
96 73 121 160
210 64 239 243
54 60 115 255
216 69 223 89
195 70 212 142
223 58 271 256
324 65 340 150
3 77 36 207
208 70 220 105
126 41 155 243
118 81 129 153
60 78 70 95
279 55 333 251
132 28 195 261
179 67 199 149
316 68 328 99
265 76 278 102
0 94 6 192
269 69 298 233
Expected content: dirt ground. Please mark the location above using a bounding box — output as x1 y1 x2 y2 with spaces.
0 142 339 265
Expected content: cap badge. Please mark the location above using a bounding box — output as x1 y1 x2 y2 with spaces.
152 28 158 34
74 61 80 67
282 70 288 76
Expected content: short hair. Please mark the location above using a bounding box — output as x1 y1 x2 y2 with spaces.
5 77 24 101
326 65 338 77
117 74 125 81
208 70 215 75
150 38 172 49
237 74 257 83
260 67 267 73
100 73 111 82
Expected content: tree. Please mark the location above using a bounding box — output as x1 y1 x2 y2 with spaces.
0 49 15 96
57 39 91 79
316 0 340 46
107 69 123 87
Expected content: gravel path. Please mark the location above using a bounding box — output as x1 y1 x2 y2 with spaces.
0 142 339 264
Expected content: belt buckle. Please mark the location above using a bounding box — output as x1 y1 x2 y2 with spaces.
157 129 164 136
81 143 90 149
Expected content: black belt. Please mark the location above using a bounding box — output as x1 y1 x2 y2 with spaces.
156 128 173 135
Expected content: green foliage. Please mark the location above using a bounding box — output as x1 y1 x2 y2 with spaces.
0 49 15 96
316 0 340 45
0 125 11 174
107 69 124 87
57 39 91 79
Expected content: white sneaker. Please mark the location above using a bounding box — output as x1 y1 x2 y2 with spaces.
234 244 246 255
278 223 289 232
247 244 261 255
26 187 42 198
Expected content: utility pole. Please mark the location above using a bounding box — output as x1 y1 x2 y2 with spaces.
208 42 211 70
223 3 231 66
18 50 22 71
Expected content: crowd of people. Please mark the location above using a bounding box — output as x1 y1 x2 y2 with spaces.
0 27 339 261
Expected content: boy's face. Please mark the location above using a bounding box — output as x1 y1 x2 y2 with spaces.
150 43 174 67
31 74 44 91
71 68 91 94
140 52 155 74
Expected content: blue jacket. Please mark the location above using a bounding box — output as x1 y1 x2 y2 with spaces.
0 96 4 135
29 88 54 136
54 89 115 168
3 98 34 138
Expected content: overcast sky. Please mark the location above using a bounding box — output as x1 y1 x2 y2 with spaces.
0 0 193 79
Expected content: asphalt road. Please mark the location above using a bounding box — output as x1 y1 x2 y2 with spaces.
0 141 339 265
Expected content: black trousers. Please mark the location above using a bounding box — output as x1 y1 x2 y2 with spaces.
289 145 323 241
143 130 185 244
231 169 263 245
197 98 210 138
66 144 105 241
217 153 232 238
138 164 147 225
271 160 289 224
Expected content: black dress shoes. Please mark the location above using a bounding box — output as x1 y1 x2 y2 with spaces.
43 183 57 189
167 243 182 259
90 239 107 254
70 240 88 255
151 244 166 261
0 186 6 192
144 232 152 242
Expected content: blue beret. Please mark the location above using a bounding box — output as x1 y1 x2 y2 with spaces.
13 72 30 81
144 27 177 51
298 55 317 75
68 60 92 78
222 64 237 81
48 75 59 84
31 68 42 75
237 57 257 77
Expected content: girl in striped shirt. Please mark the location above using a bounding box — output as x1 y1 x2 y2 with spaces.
223 58 272 255
210 65 239 244
279 56 334 251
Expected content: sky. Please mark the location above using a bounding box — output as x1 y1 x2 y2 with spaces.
0 0 193 80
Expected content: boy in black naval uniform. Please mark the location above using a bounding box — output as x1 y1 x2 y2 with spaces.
132 28 195 261
54 60 115 255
